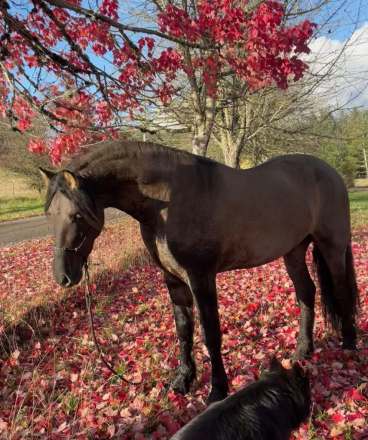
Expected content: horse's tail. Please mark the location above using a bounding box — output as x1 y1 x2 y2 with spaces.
312 241 359 330
345 241 360 318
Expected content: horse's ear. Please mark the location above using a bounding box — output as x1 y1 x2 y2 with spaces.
39 168 55 188
270 355 284 372
63 170 78 190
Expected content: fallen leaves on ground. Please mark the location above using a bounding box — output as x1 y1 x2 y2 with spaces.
0 221 367 439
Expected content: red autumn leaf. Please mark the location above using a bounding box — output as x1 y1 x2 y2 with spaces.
332 414 344 424
347 388 365 401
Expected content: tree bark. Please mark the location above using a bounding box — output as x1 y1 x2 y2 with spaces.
223 146 241 168
218 105 247 168
192 132 208 156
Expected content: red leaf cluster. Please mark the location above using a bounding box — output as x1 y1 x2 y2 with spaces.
0 0 315 161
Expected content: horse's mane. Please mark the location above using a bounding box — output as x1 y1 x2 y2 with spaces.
67 140 194 176
44 141 203 228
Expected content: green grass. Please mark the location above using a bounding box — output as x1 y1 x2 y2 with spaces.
349 192 368 228
355 178 368 188
0 167 45 222
0 195 44 222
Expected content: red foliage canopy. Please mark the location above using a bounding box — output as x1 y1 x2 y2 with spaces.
0 0 316 162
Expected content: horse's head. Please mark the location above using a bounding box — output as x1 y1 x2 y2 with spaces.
40 168 104 287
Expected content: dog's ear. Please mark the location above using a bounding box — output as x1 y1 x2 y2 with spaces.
292 362 307 378
270 355 284 372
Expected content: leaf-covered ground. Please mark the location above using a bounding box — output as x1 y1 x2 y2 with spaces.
0 220 367 439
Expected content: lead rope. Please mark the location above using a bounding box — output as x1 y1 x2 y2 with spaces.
83 262 140 386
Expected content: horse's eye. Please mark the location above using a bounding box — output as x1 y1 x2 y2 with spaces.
74 213 82 222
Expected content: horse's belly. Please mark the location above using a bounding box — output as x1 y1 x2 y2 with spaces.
219 253 279 272
218 229 309 272
219 253 281 272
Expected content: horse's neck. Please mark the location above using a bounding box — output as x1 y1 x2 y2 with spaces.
87 156 172 223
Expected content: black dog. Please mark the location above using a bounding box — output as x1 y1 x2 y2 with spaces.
171 356 311 440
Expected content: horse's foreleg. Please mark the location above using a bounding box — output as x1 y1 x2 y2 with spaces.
284 238 316 360
164 272 196 394
188 273 228 405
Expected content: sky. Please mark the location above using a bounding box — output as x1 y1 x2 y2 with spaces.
304 0 368 109
307 22 368 109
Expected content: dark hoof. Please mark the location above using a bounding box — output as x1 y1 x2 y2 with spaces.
342 339 357 351
292 345 313 361
206 387 228 405
171 371 195 394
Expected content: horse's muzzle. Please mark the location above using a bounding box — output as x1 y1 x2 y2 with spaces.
53 255 84 288
59 274 73 287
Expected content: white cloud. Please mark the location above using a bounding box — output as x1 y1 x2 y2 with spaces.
305 22 368 109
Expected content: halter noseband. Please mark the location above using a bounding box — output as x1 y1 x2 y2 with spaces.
53 226 91 261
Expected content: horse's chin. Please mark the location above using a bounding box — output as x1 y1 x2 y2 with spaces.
69 269 84 287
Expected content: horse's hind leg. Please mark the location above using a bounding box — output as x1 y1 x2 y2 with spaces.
284 237 316 360
164 272 196 394
312 241 358 350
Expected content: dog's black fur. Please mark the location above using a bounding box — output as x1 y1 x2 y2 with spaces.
171 356 311 440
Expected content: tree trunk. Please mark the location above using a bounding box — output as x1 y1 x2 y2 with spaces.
219 106 245 168
183 45 217 157
192 134 208 156
223 147 241 168
220 129 242 168
192 95 216 157
363 148 368 177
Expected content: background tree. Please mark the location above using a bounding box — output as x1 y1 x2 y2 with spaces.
0 0 315 163
315 109 368 186
153 0 368 167
0 119 55 192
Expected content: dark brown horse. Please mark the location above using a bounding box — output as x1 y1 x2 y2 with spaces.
40 141 359 404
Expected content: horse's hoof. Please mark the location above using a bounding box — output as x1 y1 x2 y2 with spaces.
342 340 357 351
292 345 313 361
171 372 192 394
206 387 228 406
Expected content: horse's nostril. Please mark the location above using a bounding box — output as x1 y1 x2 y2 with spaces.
61 275 72 287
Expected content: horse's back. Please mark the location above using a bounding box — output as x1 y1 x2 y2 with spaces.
280 155 350 247
250 154 345 192
212 154 349 269
237 154 349 226
165 153 350 272
259 155 350 239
